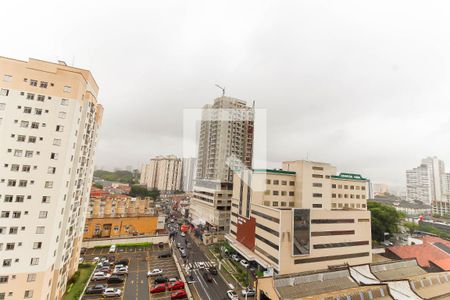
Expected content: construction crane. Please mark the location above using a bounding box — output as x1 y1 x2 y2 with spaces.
215 84 225 96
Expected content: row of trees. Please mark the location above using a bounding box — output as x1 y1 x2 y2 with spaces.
93 169 140 184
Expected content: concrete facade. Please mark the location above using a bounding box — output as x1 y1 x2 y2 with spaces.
140 155 182 192
0 57 102 300
226 160 372 275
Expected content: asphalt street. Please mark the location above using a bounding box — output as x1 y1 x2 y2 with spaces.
173 231 231 300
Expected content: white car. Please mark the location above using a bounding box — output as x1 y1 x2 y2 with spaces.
240 259 250 268
103 288 122 297
79 257 84 264
181 232 186 237
231 254 240 262
113 267 129 275
198 262 205 269
93 257 100 263
227 290 239 300
147 268 163 277
92 272 111 281
109 245 116 253
168 277 178 283
242 288 256 297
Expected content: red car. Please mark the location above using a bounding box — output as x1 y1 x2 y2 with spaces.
171 289 187 299
150 283 167 293
168 281 185 291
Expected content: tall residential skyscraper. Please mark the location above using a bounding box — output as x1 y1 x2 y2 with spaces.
182 157 197 192
406 156 450 215
190 96 254 233
140 155 182 192
0 57 103 299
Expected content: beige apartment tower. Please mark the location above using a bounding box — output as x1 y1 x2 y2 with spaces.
0 57 102 300
190 96 254 232
226 160 372 275
140 155 182 192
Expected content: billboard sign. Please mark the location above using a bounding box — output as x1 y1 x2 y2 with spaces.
292 209 310 256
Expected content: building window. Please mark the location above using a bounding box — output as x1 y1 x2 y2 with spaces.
30 258 39 265
12 212 21 218
27 274 36 282
344 185 348 189
289 191 295 196
312 204 322 208
281 191 286 196
9 227 18 234
311 230 355 236
17 135 26 142
61 99 69 106
312 174 323 178
5 243 14 250
53 139 61 146
58 112 66 119
25 151 33 158
28 136 37 143
36 227 45 234
2 259 12 267
33 242 42 249
281 180 287 185
63 86 72 93
15 196 24 203
312 193 322 198
56 125 64 132
332 184 337 188
0 89 9 96
272 191 279 196
42 196 50 203
40 81 48 88
37 95 45 102
312 183 322 187
0 276 7 283
24 290 34 298
280 202 286 207
22 165 31 172
289 181 295 186
3 75 12 82
26 93 35 100
7 180 16 187
4 195 13 203
273 180 279 185
31 122 39 129
44 181 53 188
264 190 270 195
312 166 324 171
47 167 56 174
30 80 37 87
34 108 42 115
38 211 48 219
10 164 19 171
272 201 279 206
20 121 29 128
50 153 58 160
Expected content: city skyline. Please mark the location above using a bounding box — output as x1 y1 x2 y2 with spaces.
2 1 450 189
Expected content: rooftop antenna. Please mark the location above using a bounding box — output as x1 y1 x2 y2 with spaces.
215 84 225 96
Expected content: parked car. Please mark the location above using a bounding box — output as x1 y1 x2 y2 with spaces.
99 261 112 267
103 288 122 297
198 262 205 269
177 243 182 248
154 276 169 284
79 257 84 264
97 266 112 273
181 232 186 237
147 269 163 277
227 290 239 300
116 259 129 266
168 281 185 290
231 254 240 262
150 283 167 293
171 289 188 299
158 251 172 258
203 271 213 282
109 245 116 253
80 247 87 254
92 272 111 281
93 257 100 263
209 267 218 275
107 275 125 284
240 259 250 268
113 267 129 275
108 255 115 262
168 277 178 283
85 284 107 294
242 288 256 297
181 252 187 258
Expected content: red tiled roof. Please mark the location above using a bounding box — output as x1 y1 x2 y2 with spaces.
387 236 450 271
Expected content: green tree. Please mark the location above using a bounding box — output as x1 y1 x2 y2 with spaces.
368 201 404 242
129 185 160 199
403 221 418 235
93 183 103 189
94 170 140 184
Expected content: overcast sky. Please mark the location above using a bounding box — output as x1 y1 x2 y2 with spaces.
2 0 450 189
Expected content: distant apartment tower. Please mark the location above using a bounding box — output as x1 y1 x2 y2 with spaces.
190 96 254 232
182 157 196 192
372 183 389 196
0 57 103 299
140 155 182 192
226 160 372 275
406 157 450 215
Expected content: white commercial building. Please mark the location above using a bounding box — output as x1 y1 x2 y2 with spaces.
182 157 196 192
0 57 103 299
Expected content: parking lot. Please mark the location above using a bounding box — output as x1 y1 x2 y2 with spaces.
80 244 182 300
